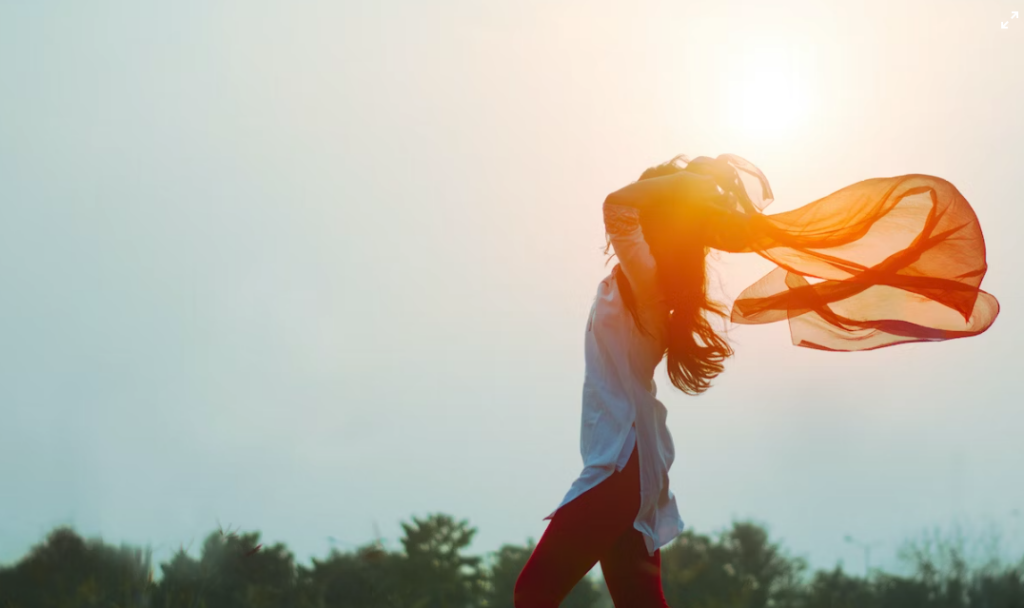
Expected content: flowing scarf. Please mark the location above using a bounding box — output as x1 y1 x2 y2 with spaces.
682 153 1000 351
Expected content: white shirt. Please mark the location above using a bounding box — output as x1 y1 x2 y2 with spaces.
544 202 685 557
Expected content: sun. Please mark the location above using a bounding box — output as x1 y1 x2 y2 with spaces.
722 46 813 139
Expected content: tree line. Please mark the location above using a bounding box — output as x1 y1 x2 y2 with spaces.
1 512 1023 607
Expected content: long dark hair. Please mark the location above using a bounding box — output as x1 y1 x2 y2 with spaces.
603 155 736 396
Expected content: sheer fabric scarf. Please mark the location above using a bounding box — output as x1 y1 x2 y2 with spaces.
677 153 1000 351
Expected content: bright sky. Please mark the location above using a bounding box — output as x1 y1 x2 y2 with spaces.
2 0 1022 578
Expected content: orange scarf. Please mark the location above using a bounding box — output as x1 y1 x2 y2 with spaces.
694 154 1000 351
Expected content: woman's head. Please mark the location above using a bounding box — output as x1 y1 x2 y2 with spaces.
605 154 736 396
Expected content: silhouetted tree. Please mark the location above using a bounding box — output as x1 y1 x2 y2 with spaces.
965 568 1024 608
868 573 933 608
152 525 299 608
660 520 806 608
895 524 1024 608
0 526 153 608
483 541 535 608
797 566 876 608
396 512 489 607
301 542 404 608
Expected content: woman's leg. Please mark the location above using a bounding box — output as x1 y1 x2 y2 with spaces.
514 446 641 608
599 527 670 608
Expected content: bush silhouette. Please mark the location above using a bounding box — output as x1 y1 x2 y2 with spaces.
2 515 1022 607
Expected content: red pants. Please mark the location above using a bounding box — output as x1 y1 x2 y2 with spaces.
514 443 670 607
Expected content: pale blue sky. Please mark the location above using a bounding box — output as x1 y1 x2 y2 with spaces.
1 0 1022 579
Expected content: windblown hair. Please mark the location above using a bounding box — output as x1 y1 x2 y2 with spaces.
603 155 738 396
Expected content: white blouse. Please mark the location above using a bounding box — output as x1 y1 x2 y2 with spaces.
543 202 686 557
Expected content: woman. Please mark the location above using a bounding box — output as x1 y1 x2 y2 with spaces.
513 155 747 608
513 153 999 607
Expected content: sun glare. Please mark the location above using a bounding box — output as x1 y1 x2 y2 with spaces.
722 46 813 139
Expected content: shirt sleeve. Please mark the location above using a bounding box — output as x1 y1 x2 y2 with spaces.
603 202 662 306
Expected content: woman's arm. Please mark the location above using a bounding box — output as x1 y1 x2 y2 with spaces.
602 171 753 306
601 172 723 307
603 202 662 306
606 170 754 251
604 170 724 212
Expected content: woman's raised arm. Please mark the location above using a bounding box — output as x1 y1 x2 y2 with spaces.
603 170 724 212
